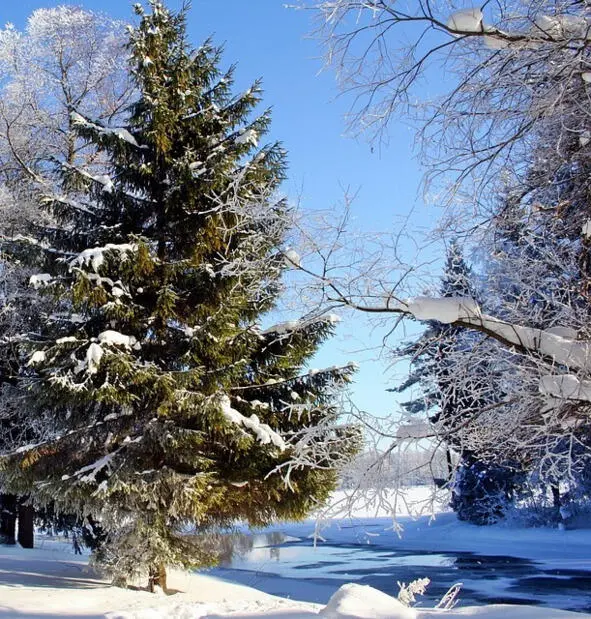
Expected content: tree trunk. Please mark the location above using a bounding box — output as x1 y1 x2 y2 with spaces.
147 563 167 593
0 494 17 545
446 447 454 482
551 485 560 509
17 503 34 549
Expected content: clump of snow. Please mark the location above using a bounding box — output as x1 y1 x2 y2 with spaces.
111 287 125 298
71 112 140 148
27 350 46 366
73 453 115 483
188 161 206 178
93 174 114 193
98 330 138 349
283 247 301 268
250 400 270 410
263 320 300 335
583 72 591 83
263 314 341 336
534 14 590 39
71 243 138 272
546 326 578 338
86 342 103 375
219 394 285 450
580 131 591 148
405 296 480 323
476 315 591 369
582 219 591 238
235 128 259 147
56 336 78 344
540 374 591 402
321 583 417 619
447 8 484 33
29 273 53 289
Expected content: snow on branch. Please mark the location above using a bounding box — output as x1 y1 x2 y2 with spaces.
70 111 142 148
382 296 591 370
61 452 115 482
404 296 479 324
539 374 591 403
70 243 138 272
218 394 285 450
262 313 341 336
29 273 53 289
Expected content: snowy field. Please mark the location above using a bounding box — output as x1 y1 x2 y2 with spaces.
1 486 590 618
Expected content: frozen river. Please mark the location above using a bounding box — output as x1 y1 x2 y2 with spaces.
208 520 591 614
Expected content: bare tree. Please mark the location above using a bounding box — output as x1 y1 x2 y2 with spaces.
303 0 591 215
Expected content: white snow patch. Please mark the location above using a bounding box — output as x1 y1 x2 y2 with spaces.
98 331 137 349
250 400 270 410
71 243 137 272
27 350 46 366
56 336 78 344
405 296 480 324
583 219 591 238
235 128 259 147
111 287 125 298
263 314 341 336
583 72 591 83
283 247 301 268
534 14 590 38
29 273 53 289
85 342 103 375
321 583 416 619
94 174 114 193
540 374 591 402
447 9 484 33
401 297 591 369
71 112 140 148
219 394 285 450
263 320 299 335
546 326 579 339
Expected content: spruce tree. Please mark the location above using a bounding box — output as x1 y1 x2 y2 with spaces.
1 1 357 587
394 242 521 523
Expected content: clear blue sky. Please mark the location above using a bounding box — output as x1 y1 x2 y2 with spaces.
1 0 436 418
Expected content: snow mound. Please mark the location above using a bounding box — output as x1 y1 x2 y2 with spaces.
320 584 416 619
107 602 211 619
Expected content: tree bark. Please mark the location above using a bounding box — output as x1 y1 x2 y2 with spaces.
17 503 34 549
551 485 560 509
147 563 167 593
0 494 17 545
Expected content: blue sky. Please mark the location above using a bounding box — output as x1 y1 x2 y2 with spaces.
1 1 436 418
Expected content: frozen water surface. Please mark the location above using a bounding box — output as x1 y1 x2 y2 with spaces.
209 519 591 613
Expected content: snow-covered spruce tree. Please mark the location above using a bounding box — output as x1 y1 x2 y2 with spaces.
1 1 357 588
395 242 522 523
0 6 133 549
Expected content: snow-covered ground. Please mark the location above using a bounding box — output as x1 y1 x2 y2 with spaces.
1 486 590 618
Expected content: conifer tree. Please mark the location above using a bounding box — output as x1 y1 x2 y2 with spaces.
1 1 357 587
394 242 521 523
394 242 484 434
